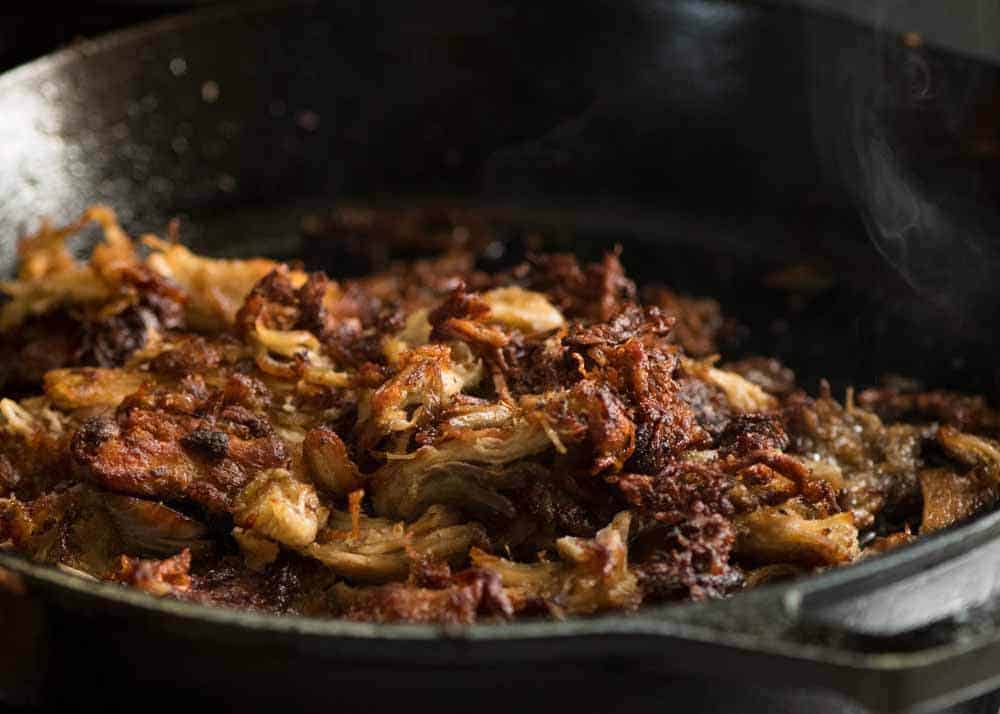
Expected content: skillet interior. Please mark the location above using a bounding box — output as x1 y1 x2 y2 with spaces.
3 1 1000 711
1 0 996 393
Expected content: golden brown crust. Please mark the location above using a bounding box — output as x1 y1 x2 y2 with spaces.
331 568 512 624
70 377 288 512
112 549 193 597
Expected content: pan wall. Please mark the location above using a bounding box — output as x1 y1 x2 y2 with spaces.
0 0 996 389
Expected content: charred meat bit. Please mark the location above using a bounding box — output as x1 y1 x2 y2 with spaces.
78 266 187 368
331 567 512 624
642 285 726 357
718 414 789 456
858 387 1000 435
633 511 740 602
181 429 231 460
516 251 636 322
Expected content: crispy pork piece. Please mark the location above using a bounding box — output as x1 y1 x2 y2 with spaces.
0 208 187 383
572 331 711 474
631 510 741 601
614 445 838 598
369 395 564 520
70 377 289 513
0 207 123 331
237 268 335 376
302 427 364 497
44 368 150 412
919 468 1000 533
858 388 1000 435
541 379 636 475
330 567 512 624
232 468 328 548
111 549 193 597
0 485 211 577
518 251 636 323
427 283 510 352
936 426 1000 482
734 498 859 566
643 285 726 357
471 512 639 616
303 504 487 582
356 343 482 452
76 265 187 368
783 392 929 529
236 263 391 373
614 462 734 525
145 237 282 331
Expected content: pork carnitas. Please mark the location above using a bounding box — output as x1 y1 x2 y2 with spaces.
1 205 997 624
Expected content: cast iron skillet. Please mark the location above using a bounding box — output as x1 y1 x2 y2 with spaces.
2 2 1000 712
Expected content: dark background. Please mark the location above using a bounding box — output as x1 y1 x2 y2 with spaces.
0 5 200 71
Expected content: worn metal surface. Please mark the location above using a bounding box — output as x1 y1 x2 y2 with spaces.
777 0 1000 64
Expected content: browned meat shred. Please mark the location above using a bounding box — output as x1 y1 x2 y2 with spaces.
0 204 996 624
642 285 727 357
857 387 1000 435
71 376 288 512
331 567 513 624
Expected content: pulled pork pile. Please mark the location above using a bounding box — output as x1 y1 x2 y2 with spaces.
1 205 998 624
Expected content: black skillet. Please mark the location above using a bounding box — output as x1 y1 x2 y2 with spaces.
2 2 1000 712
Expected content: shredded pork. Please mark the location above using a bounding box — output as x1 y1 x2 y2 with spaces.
0 204 996 623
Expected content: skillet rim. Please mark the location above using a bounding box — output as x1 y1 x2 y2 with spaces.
0 536 992 667
0 0 292 92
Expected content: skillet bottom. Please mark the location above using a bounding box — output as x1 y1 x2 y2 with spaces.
2 589 999 714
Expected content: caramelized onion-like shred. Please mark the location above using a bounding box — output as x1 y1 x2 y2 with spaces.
480 287 565 333
304 504 486 583
303 427 364 497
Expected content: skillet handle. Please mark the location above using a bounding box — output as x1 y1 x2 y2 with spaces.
777 524 1000 712
785 519 1000 640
